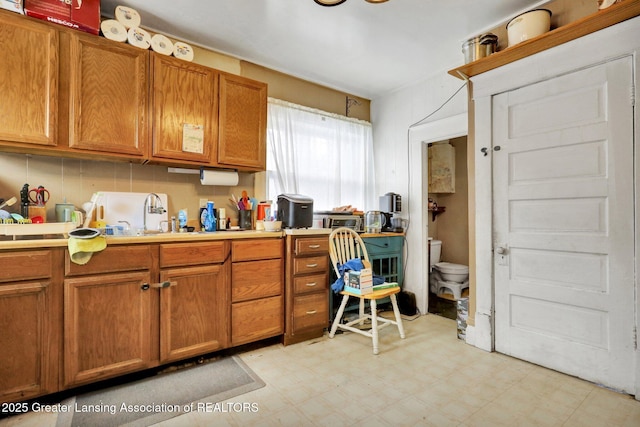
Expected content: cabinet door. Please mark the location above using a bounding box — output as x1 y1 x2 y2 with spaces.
0 249 60 403
0 282 56 403
217 73 267 170
65 33 148 157
151 54 217 163
0 10 58 147
63 271 152 387
159 264 229 363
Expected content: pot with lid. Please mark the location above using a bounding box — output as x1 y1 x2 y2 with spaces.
462 33 498 64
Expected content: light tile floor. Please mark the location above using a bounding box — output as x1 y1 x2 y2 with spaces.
2 314 639 427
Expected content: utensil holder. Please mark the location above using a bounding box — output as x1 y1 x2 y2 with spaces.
238 210 252 230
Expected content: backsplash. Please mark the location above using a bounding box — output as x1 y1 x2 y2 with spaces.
0 153 256 227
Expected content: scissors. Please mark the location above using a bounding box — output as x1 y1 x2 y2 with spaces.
28 186 50 206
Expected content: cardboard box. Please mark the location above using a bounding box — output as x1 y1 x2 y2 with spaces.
344 268 373 295
24 0 100 35
0 0 24 14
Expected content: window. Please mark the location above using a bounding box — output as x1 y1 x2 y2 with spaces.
266 98 376 212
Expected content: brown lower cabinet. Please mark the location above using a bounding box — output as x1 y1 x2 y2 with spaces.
230 239 284 346
63 245 155 387
0 249 62 403
284 234 330 345
158 242 230 363
0 237 286 403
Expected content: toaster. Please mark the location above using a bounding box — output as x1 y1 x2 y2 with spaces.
277 194 313 228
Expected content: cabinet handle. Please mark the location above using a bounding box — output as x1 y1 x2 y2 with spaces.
150 281 177 288
305 282 317 287
306 263 318 268
141 283 150 291
308 244 320 249
306 310 317 315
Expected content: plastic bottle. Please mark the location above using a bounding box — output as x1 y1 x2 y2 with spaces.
178 209 188 231
204 201 216 232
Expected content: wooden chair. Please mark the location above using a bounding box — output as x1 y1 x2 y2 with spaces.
328 227 405 354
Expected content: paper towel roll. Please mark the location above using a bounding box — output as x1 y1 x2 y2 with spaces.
127 27 151 50
173 41 194 62
151 33 174 56
200 169 239 186
115 5 141 29
101 19 127 42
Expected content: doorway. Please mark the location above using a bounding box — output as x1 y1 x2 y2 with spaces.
427 137 470 320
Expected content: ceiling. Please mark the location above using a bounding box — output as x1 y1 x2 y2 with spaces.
101 0 548 99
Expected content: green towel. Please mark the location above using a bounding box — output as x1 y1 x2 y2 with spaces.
68 236 107 265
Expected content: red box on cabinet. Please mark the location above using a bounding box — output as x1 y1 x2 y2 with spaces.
24 0 100 35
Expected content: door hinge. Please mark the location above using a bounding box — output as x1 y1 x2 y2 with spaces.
631 85 636 107
634 326 638 350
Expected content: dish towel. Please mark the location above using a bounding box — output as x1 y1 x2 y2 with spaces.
68 236 107 265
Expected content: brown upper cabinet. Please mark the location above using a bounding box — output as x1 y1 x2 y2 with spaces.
0 9 268 171
61 31 149 159
218 73 267 171
0 11 58 149
150 53 218 165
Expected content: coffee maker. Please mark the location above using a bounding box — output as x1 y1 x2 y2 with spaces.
379 192 402 232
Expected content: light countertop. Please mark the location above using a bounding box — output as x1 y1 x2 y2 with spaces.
0 227 404 251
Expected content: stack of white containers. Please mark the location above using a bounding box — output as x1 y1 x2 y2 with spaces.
99 5 194 62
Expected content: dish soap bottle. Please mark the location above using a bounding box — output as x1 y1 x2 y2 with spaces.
203 201 216 232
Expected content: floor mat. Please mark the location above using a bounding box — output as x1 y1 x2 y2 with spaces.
55 355 264 427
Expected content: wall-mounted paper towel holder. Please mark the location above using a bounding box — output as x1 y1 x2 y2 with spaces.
167 167 239 186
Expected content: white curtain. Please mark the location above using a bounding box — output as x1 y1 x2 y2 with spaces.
266 98 376 212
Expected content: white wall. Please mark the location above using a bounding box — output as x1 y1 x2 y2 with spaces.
370 71 468 314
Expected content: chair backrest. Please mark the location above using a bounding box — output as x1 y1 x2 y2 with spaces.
328 227 370 277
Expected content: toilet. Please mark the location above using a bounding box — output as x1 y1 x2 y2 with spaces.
429 239 469 300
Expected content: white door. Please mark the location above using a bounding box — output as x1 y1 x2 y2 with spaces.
493 56 635 393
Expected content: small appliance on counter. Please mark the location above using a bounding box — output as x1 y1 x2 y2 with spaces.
313 211 362 231
364 210 384 234
379 192 403 232
277 194 313 228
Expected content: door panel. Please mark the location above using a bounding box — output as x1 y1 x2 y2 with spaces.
493 56 635 393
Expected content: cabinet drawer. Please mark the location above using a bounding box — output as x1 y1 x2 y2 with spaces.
232 295 283 345
293 292 328 332
293 273 328 295
293 255 328 275
160 241 229 267
65 245 152 276
362 236 404 256
295 237 328 256
232 259 282 302
232 238 282 262
0 250 52 282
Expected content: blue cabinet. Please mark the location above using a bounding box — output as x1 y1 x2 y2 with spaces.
362 235 404 286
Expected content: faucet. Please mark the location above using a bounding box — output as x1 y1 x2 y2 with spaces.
143 193 166 232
